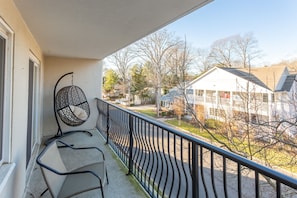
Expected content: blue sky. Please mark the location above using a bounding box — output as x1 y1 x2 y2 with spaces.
164 0 297 66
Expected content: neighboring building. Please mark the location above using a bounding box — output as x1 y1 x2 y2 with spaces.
161 87 183 110
185 65 297 136
161 82 189 110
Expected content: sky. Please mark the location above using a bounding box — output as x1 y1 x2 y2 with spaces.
163 0 297 66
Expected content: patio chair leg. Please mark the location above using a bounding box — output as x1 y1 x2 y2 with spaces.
106 170 109 184
40 188 48 197
99 180 105 198
101 188 104 198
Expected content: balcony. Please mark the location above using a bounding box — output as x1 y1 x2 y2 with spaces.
25 129 148 198
26 99 297 197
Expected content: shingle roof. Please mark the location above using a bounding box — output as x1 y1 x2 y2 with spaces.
221 65 289 91
220 67 269 90
187 65 296 92
281 74 296 91
243 66 287 91
161 89 182 102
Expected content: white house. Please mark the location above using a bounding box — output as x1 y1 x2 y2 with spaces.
0 0 213 197
185 66 297 135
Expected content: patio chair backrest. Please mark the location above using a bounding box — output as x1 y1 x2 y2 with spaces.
38 141 67 197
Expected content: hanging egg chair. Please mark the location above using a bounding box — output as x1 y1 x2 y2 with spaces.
53 72 91 137
55 85 90 126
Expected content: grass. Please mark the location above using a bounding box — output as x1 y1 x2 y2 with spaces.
166 119 227 142
165 119 297 174
135 109 157 117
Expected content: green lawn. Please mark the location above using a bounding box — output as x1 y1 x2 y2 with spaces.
135 109 157 117
166 119 226 141
165 119 297 173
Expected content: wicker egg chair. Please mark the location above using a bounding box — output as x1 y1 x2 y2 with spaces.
55 85 90 127
52 72 92 139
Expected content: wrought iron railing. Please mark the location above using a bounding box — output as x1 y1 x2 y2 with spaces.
96 98 297 198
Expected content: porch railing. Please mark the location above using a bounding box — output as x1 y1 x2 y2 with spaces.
96 98 297 198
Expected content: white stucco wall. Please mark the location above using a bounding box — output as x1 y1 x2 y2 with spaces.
0 0 44 197
43 56 103 138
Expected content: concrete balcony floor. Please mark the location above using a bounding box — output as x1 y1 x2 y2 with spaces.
25 129 148 198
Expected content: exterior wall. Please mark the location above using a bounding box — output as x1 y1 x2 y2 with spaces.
273 79 297 136
186 67 297 136
43 56 103 138
0 0 44 197
186 68 274 122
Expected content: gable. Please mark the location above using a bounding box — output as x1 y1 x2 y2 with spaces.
187 67 272 93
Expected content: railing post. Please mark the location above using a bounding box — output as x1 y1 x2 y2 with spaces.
127 114 134 175
192 143 199 198
106 104 109 144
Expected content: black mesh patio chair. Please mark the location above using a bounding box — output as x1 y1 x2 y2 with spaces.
36 140 108 198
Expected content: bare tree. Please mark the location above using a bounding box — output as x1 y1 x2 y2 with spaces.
135 29 180 116
165 38 194 89
108 47 135 97
207 33 261 68
195 48 214 73
209 35 236 67
234 33 261 68
172 96 184 125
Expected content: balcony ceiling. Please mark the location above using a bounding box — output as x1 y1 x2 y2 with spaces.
14 0 212 60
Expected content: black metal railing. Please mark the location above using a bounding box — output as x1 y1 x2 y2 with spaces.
96 98 297 198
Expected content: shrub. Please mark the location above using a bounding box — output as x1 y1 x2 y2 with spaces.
205 119 222 129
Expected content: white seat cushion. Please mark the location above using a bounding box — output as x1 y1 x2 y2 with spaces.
69 105 88 120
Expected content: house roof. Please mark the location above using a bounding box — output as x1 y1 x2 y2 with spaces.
161 88 183 102
187 65 294 92
238 65 288 91
224 66 291 91
161 82 189 102
281 74 296 91
14 0 213 60
220 67 270 90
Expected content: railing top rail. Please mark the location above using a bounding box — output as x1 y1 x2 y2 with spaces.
96 98 297 189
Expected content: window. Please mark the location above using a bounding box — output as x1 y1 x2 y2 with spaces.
195 90 204 96
220 91 230 99
0 18 13 165
0 34 4 162
209 108 225 117
209 108 216 116
263 93 268 103
271 94 275 103
26 56 40 167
